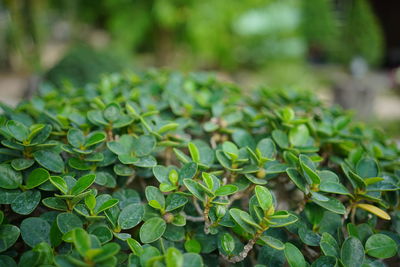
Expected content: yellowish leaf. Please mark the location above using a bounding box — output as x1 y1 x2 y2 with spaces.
356 203 391 220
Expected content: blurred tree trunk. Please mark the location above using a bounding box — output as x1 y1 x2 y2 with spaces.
6 0 49 98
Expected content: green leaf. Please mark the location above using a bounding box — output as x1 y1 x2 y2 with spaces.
0 255 16 266
268 212 298 227
215 185 238 196
272 129 289 149
88 224 112 244
127 238 143 255
26 168 50 189
255 185 273 211
160 183 177 193
107 135 133 155
67 128 85 148
319 182 350 195
85 194 96 211
42 197 68 211
182 253 203 267
50 176 68 194
183 179 205 201
221 233 235 254
68 157 91 171
165 193 188 212
20 217 51 247
222 141 239 161
365 234 397 259
7 120 29 142
229 208 256 234
114 164 134 176
240 210 262 229
184 239 202 253
31 124 52 144
311 256 337 267
320 232 339 257
92 243 120 262
289 124 309 147
216 150 239 171
232 129 256 149
286 168 307 193
148 200 162 210
70 174 96 195
145 186 165 209
341 164 366 189
280 107 295 121
260 235 285 250
340 237 364 267
356 157 379 178
152 165 171 184
158 122 179 134
11 158 34 171
0 164 22 189
256 138 276 160
192 140 215 166
166 247 183 267
299 226 321 246
284 242 306 267
180 162 198 179
33 150 65 173
85 131 106 147
139 217 167 243
118 203 144 230
96 199 119 214
11 190 41 215
132 135 156 156
202 172 214 189
174 148 191 164
299 154 320 185
168 169 179 185
312 196 346 214
103 102 121 122
73 228 91 257
188 142 200 163
0 225 20 252
56 212 83 234
319 170 339 183
131 155 157 168
0 188 21 204
244 173 268 185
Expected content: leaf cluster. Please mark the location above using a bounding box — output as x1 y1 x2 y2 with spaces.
0 70 399 266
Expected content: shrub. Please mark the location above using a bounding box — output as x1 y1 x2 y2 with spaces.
45 45 127 87
0 70 399 266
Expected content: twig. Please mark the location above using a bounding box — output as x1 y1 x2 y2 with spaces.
192 197 203 216
164 147 172 166
350 206 356 224
186 215 205 222
227 184 255 208
126 173 136 186
203 197 212 234
296 196 308 213
342 203 354 224
221 229 263 263
106 128 114 141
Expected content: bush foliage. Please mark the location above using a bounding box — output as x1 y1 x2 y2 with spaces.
0 70 399 266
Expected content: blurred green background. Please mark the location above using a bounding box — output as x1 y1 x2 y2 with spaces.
0 0 399 136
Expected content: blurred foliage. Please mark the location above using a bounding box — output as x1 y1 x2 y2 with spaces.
0 0 385 74
45 45 127 87
300 0 339 63
337 0 384 66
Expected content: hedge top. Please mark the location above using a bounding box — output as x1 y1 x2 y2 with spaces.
0 70 399 267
